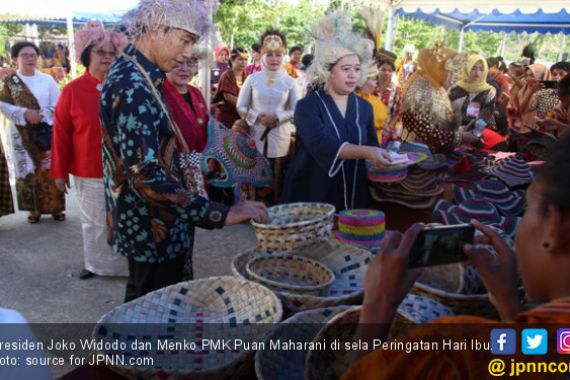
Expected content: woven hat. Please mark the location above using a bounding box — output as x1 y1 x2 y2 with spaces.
201 118 273 188
400 141 449 171
452 179 525 217
370 186 438 209
489 156 533 187
332 209 386 253
366 152 428 183
74 22 110 64
525 133 558 161
433 198 520 237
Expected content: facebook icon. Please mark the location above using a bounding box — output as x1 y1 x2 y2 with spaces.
491 329 517 355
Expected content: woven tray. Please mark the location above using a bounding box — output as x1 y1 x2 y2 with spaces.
93 276 283 380
246 255 335 295
305 295 454 380
251 202 335 252
232 241 372 314
255 306 352 380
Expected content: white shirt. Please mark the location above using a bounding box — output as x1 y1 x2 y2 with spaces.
0 70 60 125
236 70 298 158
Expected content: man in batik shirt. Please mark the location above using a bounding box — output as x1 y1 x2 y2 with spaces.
100 0 268 301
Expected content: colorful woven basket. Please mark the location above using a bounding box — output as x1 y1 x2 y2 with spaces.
254 306 352 380
232 241 372 314
93 276 282 380
332 209 385 253
304 295 454 380
246 255 335 295
251 203 335 252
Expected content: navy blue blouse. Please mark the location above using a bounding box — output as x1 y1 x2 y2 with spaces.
281 90 379 211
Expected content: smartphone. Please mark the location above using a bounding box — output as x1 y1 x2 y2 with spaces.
408 224 475 268
540 80 558 89
473 119 486 138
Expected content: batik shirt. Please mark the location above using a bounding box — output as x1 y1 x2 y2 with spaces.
100 44 229 263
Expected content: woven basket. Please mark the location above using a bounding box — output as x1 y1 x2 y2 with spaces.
251 202 335 252
305 295 454 380
410 282 498 320
255 306 352 380
232 241 372 314
93 276 282 380
246 255 335 295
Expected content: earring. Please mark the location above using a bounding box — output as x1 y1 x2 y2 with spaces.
543 242 550 248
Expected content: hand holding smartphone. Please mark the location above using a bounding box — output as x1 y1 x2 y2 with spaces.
408 224 475 268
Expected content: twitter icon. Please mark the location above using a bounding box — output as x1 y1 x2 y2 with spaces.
522 329 548 355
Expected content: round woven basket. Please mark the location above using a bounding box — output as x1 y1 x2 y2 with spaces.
232 241 372 314
93 276 283 380
246 255 335 295
251 202 335 252
410 282 498 319
305 295 454 380
255 306 352 380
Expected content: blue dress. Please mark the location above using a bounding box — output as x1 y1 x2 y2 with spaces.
281 90 379 211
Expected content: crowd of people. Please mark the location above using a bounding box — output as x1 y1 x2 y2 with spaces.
1 0 570 377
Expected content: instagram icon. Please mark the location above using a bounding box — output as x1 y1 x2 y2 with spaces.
557 329 570 354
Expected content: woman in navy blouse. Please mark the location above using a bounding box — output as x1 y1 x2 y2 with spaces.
281 13 392 211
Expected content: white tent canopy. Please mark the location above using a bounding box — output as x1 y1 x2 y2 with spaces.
364 0 570 50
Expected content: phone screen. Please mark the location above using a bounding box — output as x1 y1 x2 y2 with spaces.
408 224 475 268
540 80 558 89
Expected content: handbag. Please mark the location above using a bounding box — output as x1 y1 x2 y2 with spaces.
28 122 53 151
124 56 208 199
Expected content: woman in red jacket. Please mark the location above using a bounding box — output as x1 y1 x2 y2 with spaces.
51 23 128 280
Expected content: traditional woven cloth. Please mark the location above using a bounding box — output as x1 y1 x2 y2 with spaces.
332 209 386 253
452 179 525 217
200 118 273 188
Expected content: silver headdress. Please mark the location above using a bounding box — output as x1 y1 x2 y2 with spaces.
305 12 374 89
121 0 217 40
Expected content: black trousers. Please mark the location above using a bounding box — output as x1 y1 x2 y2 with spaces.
124 254 185 302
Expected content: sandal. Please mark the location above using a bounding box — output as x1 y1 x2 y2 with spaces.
78 269 96 280
52 213 66 221
27 214 40 224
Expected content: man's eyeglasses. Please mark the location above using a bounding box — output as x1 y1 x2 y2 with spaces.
19 53 38 60
93 49 117 58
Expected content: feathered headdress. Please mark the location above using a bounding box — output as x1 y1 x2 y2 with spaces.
305 12 374 89
359 6 384 55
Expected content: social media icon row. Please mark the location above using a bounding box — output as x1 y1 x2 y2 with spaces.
490 328 570 355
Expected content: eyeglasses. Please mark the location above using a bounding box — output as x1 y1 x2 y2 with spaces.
178 60 198 68
19 53 38 60
93 49 117 58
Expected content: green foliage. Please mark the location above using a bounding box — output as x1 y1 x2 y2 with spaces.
0 24 23 56
215 0 327 50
